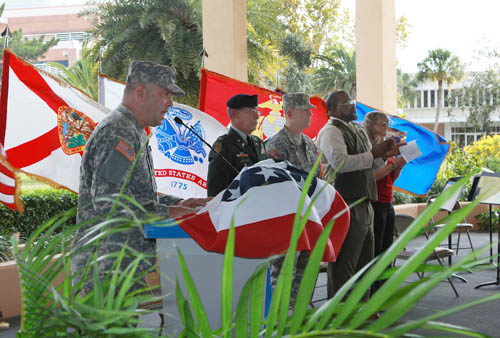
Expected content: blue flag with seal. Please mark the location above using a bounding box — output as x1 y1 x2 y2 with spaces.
355 102 450 196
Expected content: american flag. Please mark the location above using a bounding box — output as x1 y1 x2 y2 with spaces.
176 159 350 261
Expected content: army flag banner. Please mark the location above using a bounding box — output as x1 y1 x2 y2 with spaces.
97 73 228 198
199 68 329 140
151 103 227 198
0 143 23 211
176 159 350 260
0 49 109 192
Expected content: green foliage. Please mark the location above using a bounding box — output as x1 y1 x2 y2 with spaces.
475 211 499 232
85 0 203 106
48 42 98 100
465 134 500 160
456 70 500 133
13 204 161 337
280 0 343 54
246 0 287 84
438 142 482 182
0 235 12 262
394 141 483 205
279 34 313 93
312 45 356 98
397 69 418 109
0 189 77 239
463 135 500 173
395 16 411 49
417 48 465 132
175 173 498 337
13 158 499 336
0 4 58 68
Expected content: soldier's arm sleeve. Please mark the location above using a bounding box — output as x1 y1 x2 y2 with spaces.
158 194 182 206
89 128 139 214
207 141 235 197
266 137 287 161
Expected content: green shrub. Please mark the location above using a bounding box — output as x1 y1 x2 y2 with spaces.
476 210 499 232
0 235 11 262
0 189 77 239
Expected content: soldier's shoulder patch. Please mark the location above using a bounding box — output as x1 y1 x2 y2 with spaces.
115 140 135 162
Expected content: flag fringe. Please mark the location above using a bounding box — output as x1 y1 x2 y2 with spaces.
0 153 24 212
19 169 76 194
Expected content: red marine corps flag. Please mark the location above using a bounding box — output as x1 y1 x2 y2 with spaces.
199 68 329 140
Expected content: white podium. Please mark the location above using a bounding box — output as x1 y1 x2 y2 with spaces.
145 223 271 336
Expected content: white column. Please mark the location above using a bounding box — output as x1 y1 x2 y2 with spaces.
201 0 248 81
356 0 397 114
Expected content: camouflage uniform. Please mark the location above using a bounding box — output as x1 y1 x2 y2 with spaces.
266 93 318 306
265 127 319 175
71 61 184 293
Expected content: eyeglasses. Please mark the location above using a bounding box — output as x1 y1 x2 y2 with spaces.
337 99 356 107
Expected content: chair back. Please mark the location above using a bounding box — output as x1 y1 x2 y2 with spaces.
394 214 415 235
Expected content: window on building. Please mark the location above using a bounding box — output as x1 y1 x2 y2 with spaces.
430 90 435 108
444 89 449 107
416 90 422 108
450 125 500 147
423 90 429 108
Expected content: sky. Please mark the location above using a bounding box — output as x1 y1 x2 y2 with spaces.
342 0 500 73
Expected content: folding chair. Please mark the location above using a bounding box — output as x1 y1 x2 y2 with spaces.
427 196 476 259
394 214 459 297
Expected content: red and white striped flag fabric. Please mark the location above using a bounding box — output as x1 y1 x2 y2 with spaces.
176 159 350 261
0 143 23 211
0 49 109 192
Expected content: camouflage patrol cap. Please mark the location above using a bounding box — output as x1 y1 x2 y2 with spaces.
126 60 185 96
283 93 316 111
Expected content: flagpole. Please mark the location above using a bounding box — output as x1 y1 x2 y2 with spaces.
3 26 9 48
97 47 104 105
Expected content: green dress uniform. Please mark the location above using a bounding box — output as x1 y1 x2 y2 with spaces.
207 128 267 197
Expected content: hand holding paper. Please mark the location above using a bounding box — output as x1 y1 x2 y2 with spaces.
399 140 422 163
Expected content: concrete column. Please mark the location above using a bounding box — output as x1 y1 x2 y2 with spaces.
201 0 248 82
356 0 397 114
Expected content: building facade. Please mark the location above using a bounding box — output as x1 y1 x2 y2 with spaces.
1 0 93 75
402 79 500 147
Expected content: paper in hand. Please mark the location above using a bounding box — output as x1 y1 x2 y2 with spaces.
399 140 422 163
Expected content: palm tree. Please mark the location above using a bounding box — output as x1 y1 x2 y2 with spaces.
417 49 464 132
48 42 98 100
84 0 203 106
312 46 356 98
397 69 418 109
246 0 287 84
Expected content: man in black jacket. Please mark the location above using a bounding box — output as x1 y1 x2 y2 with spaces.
207 94 267 197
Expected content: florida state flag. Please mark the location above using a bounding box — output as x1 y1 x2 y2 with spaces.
199 68 329 140
0 49 109 192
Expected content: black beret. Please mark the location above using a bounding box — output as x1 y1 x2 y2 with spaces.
226 94 258 109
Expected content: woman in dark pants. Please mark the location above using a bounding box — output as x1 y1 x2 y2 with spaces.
364 111 406 293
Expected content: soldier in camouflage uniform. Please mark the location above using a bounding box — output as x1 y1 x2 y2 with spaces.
266 92 319 306
72 61 210 293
